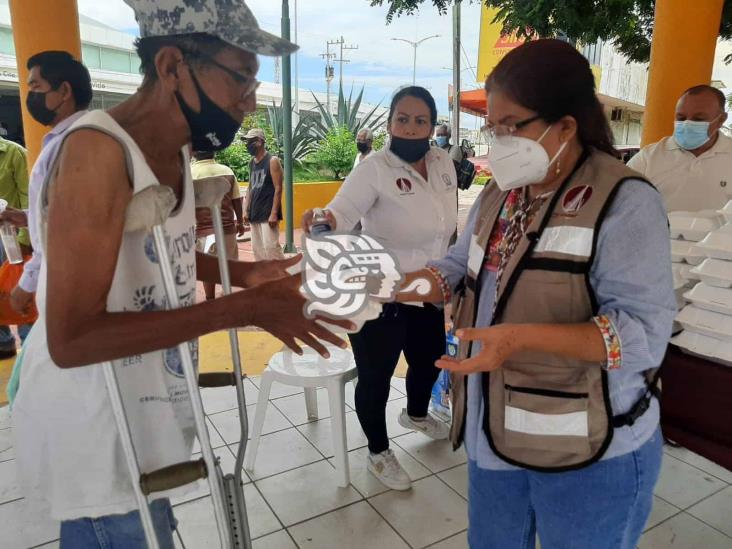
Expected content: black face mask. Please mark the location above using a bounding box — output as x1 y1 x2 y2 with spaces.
175 69 241 152
246 141 259 156
356 141 370 154
389 135 430 163
26 90 61 126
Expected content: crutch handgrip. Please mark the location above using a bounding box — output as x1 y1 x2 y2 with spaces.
194 176 231 209
140 458 208 495
124 186 178 233
199 371 238 387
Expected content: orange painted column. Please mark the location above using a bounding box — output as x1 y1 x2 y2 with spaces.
8 0 82 166
641 0 724 146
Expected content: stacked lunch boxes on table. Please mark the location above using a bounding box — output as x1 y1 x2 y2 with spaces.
670 201 732 366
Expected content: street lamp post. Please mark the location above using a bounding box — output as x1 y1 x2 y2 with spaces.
391 34 441 85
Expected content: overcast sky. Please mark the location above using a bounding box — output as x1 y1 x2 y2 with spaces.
76 0 732 120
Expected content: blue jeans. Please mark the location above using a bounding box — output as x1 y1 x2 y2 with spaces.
59 498 177 549
0 324 32 347
467 428 663 549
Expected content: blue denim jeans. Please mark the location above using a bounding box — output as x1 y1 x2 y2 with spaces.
59 498 177 549
467 428 663 549
0 324 32 347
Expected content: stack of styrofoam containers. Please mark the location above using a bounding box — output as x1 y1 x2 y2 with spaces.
671 201 732 366
668 211 717 309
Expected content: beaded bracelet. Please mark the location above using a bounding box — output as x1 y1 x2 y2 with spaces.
426 266 452 304
592 315 622 370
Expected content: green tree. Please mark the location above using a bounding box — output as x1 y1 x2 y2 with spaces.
369 0 732 64
216 141 251 181
311 126 358 179
372 130 388 152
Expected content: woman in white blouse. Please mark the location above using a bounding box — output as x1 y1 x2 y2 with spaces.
302 86 458 491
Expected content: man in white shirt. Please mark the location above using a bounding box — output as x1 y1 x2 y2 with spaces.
353 128 374 168
628 85 732 212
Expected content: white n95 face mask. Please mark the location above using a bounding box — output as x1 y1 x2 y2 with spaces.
487 125 567 191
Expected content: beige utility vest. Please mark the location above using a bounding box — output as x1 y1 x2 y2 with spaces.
449 150 657 472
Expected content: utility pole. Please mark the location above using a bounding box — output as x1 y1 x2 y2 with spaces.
452 2 461 151
331 36 358 90
293 0 299 125
319 43 336 115
282 0 295 253
273 57 281 84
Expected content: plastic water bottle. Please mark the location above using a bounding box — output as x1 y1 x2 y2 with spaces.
310 208 332 236
0 199 23 265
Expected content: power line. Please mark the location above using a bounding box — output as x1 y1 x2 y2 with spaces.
329 36 359 90
319 43 336 114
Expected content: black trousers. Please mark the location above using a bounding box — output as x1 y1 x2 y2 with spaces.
348 303 444 453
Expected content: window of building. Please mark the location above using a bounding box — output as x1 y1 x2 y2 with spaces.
81 44 101 69
0 27 15 56
100 47 132 73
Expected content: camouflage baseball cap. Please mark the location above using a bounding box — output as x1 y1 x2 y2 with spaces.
124 0 298 57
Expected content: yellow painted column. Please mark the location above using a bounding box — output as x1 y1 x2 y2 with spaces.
641 0 724 146
8 0 82 166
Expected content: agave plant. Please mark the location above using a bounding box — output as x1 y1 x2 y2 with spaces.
310 83 388 141
266 101 318 163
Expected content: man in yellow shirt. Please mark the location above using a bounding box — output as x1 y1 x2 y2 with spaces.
191 150 246 300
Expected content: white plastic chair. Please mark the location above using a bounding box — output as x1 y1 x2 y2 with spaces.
244 345 358 487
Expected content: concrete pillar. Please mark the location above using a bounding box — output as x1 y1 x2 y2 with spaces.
641 0 724 146
9 0 82 166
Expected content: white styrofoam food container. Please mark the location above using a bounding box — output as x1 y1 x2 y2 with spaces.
718 200 732 223
671 330 732 367
693 228 732 261
684 282 732 315
690 258 732 288
671 240 703 263
668 212 723 241
676 305 732 341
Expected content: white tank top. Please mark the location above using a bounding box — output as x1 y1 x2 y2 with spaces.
12 111 198 521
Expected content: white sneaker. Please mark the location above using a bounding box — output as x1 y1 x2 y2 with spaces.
398 408 449 440
367 449 412 491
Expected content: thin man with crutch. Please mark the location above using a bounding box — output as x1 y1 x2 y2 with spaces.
11 1 352 547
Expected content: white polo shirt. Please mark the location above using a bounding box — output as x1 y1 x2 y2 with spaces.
328 147 458 272
627 133 732 212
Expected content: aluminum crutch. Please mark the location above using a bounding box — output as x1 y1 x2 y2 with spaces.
103 185 232 548
194 176 253 549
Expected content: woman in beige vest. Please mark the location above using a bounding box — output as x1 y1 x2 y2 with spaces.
397 39 676 549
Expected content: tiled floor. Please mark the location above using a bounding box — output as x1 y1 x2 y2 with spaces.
1 378 731 549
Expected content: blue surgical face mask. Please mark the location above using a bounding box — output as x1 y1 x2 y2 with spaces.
435 135 449 148
674 119 714 151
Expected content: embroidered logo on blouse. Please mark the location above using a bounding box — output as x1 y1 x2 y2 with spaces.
396 178 413 193
442 173 453 187
561 185 594 215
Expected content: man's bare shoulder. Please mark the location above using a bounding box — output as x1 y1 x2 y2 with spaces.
56 129 128 181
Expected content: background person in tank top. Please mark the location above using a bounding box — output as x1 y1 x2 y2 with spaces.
11 2 352 546
243 128 284 260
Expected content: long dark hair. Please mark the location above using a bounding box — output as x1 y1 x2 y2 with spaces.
486 39 616 156
388 86 438 126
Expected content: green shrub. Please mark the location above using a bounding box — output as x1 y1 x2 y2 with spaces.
311 126 357 179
